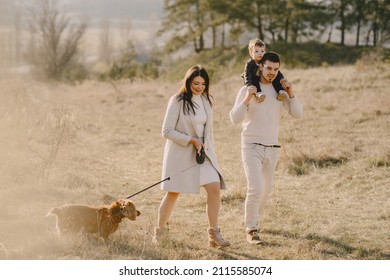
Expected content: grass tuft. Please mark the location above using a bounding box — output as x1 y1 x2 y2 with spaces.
287 152 348 175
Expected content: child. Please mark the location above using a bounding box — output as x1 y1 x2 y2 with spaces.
241 38 288 102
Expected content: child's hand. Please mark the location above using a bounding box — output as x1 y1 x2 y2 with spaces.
281 79 293 96
248 85 257 95
243 85 257 105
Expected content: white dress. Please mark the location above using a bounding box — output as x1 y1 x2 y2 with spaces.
193 94 220 186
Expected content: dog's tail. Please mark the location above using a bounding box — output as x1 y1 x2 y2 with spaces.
46 207 61 217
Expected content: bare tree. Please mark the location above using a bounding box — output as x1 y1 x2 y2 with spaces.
0 0 12 68
26 0 87 81
13 9 22 64
119 18 133 48
98 18 113 66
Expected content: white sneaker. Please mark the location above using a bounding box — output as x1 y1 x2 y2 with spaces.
277 90 288 101
255 92 266 103
246 229 262 245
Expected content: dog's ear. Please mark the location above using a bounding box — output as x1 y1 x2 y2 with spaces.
116 199 125 207
118 199 132 205
110 201 122 208
119 202 133 215
136 210 141 216
109 201 125 219
119 200 133 209
109 201 122 214
120 205 127 213
119 200 128 211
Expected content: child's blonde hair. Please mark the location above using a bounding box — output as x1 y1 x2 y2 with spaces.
248 38 266 55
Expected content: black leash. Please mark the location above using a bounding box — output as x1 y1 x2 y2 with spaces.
126 177 170 199
125 163 199 199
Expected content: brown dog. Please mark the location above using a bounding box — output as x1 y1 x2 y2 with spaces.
47 199 140 241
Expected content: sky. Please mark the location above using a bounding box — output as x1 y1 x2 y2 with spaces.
1 0 164 23
59 0 166 56
62 0 164 28
0 0 166 61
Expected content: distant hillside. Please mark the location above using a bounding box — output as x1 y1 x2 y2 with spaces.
158 42 389 81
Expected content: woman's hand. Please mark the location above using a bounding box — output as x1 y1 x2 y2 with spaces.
189 137 204 154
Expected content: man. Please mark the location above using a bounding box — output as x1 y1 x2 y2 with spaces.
230 51 303 244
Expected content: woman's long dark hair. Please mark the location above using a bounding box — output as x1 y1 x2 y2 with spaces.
177 64 213 115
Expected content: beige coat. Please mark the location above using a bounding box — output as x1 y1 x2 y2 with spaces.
161 94 226 193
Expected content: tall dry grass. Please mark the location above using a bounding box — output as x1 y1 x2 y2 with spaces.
0 62 389 260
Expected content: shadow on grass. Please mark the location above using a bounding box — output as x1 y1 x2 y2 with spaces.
124 236 264 260
263 229 390 260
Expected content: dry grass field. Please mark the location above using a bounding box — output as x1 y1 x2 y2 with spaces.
0 62 389 260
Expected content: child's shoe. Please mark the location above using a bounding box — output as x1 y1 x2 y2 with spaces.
277 90 288 101
255 92 266 103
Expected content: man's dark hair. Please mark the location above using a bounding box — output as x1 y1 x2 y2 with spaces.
260 51 281 64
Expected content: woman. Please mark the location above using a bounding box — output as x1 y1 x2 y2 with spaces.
153 65 230 248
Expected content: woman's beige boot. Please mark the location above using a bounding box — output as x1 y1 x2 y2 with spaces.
208 227 230 248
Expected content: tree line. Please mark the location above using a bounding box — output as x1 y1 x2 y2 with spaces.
158 0 389 53
9 0 388 82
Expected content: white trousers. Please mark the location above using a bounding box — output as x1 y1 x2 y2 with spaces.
241 143 279 231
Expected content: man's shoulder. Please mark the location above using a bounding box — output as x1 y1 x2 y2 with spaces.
238 85 248 94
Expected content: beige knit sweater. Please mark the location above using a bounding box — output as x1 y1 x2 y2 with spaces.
230 83 303 145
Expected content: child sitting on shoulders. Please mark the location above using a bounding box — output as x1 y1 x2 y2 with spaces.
241 38 288 103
